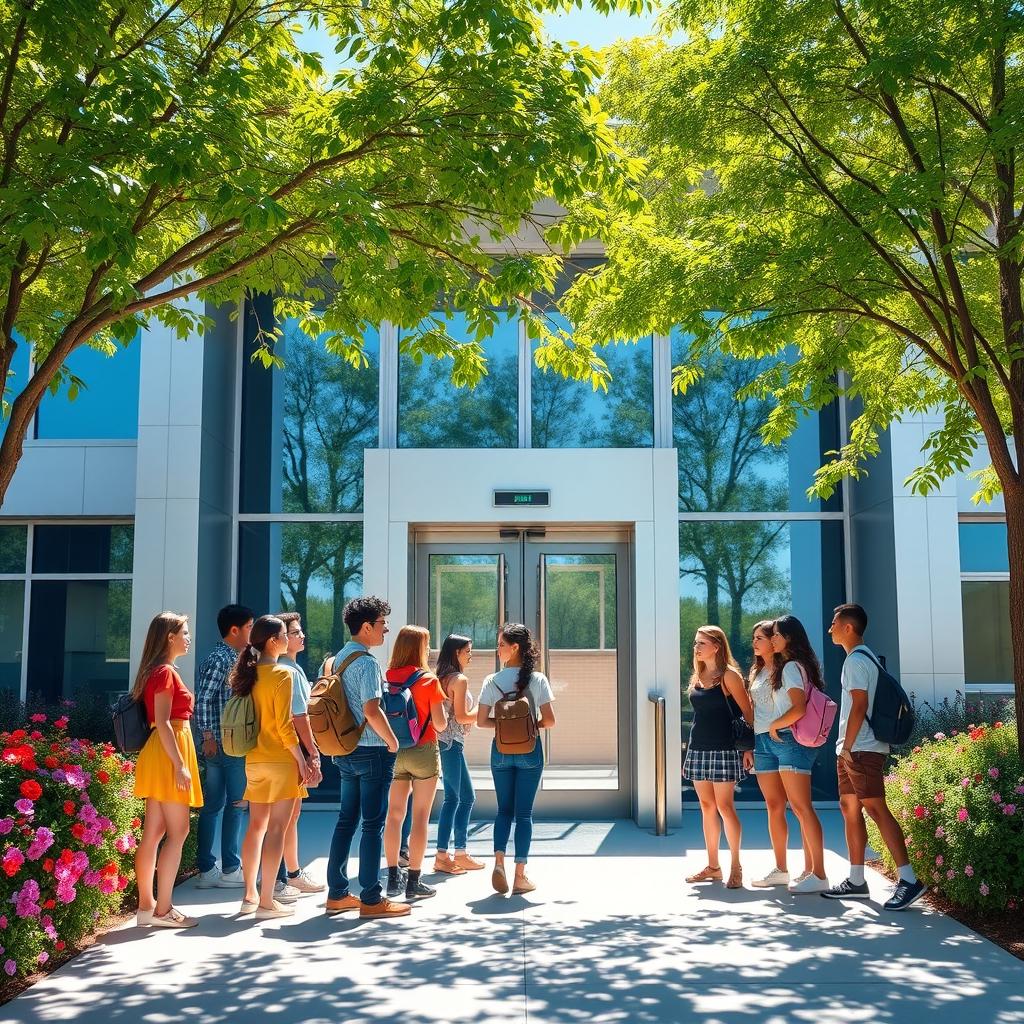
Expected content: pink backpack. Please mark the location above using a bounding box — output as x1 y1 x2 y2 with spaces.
789 662 838 748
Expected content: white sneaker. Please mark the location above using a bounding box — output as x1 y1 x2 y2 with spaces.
789 874 829 894
273 881 301 901
288 869 325 894
217 868 246 888
196 866 221 889
752 869 790 888
792 870 812 885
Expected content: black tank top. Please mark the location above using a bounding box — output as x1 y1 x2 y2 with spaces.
688 682 740 751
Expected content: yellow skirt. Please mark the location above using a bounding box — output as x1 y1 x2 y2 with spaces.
244 760 308 804
133 721 204 807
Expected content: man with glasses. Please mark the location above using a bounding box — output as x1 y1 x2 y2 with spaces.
272 611 324 897
324 596 409 919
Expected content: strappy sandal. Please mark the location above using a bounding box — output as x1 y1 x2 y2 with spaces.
726 867 743 890
685 865 723 883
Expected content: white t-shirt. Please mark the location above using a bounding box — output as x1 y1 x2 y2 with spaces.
837 645 890 755
750 662 806 733
479 668 554 722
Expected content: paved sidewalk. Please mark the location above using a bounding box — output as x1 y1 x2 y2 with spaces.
5 810 1024 1024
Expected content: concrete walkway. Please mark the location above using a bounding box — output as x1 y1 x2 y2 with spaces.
5 810 1024 1024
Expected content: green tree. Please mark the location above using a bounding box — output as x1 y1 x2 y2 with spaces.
563 0 1024 745
0 0 631 501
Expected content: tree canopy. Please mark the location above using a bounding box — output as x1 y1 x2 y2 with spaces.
0 0 637 500
560 0 1024 737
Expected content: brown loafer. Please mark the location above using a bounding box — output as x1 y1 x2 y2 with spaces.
325 895 362 915
433 853 467 875
491 865 509 894
360 898 411 919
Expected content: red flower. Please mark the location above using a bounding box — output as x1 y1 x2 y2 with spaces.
994 721 1004 729
45 756 58 769
55 941 65 951
96 770 109 784
53 717 68 730
29 730 42 741
120 762 133 773
43 899 55 910
10 729 26 742
131 818 141 830
913 805 926 819
42 858 54 873
71 823 86 840
63 801 75 816
19 779 42 801
100 861 118 877
974 773 983 784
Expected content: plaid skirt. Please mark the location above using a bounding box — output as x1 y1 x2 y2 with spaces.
682 747 747 784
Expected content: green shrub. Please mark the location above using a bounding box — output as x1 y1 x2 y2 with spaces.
868 719 1022 912
898 691 1015 753
0 715 143 978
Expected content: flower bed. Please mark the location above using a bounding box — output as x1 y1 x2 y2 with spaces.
867 720 1022 912
0 716 143 980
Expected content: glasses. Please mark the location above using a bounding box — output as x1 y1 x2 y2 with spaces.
287 629 304 637
372 618 388 626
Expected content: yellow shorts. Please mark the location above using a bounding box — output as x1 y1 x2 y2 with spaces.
244 760 308 804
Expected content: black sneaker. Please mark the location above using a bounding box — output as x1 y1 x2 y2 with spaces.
821 878 870 900
385 870 406 899
884 879 928 911
398 848 410 868
405 878 437 901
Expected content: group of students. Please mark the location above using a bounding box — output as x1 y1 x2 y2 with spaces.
128 596 556 926
682 603 927 911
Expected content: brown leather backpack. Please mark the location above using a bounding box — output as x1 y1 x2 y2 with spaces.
307 651 372 757
493 685 538 754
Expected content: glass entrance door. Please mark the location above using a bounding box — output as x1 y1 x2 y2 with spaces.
414 532 632 816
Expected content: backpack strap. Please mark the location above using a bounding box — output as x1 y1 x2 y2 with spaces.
323 650 371 679
852 648 884 672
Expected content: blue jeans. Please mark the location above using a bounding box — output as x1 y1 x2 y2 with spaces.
491 739 544 864
327 747 397 905
437 741 475 852
196 746 248 874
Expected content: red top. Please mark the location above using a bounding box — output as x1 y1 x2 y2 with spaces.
143 665 194 723
385 666 446 744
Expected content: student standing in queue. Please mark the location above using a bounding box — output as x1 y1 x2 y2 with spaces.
477 623 555 896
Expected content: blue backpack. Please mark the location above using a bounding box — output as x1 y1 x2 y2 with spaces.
382 670 426 750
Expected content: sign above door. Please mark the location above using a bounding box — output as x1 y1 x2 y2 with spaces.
493 489 550 508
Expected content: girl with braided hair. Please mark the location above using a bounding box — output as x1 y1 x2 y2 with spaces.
477 622 556 896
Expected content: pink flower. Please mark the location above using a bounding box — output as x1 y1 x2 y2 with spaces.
29 714 46 723
3 959 14 976
992 792 1003 804
934 791 945 804
957 807 969 823
37 951 48 965
989 767 1000 780
935 855 944 867
901 783 911 795
961 778 971 788
1015 786 1024 796
0 818 12 835
113 834 136 854
13 798 33 816
98 876 117 895
1003 804 1017 815
0 915 7 929
26 826 54 861
933 732 946 741
13 879 41 919
980 882 990 897
965 865 974 877
946 869 955 880
935 826 946 839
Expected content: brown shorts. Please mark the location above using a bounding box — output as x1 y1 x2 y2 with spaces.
393 740 440 782
837 751 888 800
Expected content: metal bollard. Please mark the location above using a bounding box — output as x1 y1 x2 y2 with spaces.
649 693 667 836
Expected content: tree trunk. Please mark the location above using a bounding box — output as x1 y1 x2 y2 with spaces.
1003 482 1024 754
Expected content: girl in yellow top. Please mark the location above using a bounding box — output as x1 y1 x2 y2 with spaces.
229 615 314 920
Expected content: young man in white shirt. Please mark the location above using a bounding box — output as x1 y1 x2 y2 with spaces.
824 603 927 910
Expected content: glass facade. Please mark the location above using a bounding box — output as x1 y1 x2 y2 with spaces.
959 522 1009 573
35 338 141 440
32 524 133 573
671 329 840 512
399 312 518 448
961 581 1012 686
0 582 24 696
239 315 379 514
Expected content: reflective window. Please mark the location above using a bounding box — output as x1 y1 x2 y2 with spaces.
680 520 846 800
0 526 27 573
427 554 501 649
32 524 133 574
35 337 141 439
399 312 518 448
532 316 653 448
26 580 131 703
0 581 24 695
237 522 363 673
672 329 840 512
240 313 379 513
962 581 1012 685
959 523 1009 573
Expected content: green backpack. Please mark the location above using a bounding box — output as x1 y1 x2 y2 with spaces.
220 693 258 756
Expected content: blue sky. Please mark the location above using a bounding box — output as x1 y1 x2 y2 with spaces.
300 7 661 74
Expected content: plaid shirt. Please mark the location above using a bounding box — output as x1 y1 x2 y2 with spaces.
194 641 239 741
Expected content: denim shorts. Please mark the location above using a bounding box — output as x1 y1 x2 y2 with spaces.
753 729 819 775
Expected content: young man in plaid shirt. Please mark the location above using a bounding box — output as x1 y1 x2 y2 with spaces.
195 604 254 888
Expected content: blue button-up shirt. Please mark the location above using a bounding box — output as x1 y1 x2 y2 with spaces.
194 641 239 741
331 640 386 748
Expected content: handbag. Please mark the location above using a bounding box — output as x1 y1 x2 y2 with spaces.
717 682 755 752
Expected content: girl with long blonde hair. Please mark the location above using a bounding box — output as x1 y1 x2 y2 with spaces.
382 625 448 901
132 612 203 928
682 625 754 889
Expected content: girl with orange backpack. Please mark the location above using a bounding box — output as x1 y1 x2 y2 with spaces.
476 623 556 896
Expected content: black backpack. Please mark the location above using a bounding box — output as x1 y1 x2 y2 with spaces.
111 693 152 753
856 650 915 746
